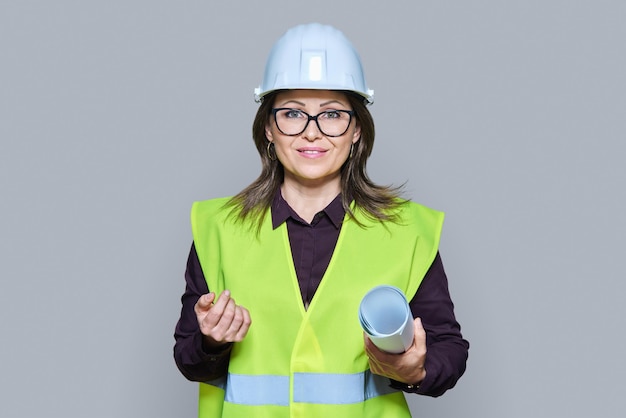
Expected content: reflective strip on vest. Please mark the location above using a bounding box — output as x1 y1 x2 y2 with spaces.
205 370 397 406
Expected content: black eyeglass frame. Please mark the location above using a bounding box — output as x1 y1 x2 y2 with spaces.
271 108 355 137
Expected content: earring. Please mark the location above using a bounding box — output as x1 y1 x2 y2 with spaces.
349 143 354 159
267 141 277 161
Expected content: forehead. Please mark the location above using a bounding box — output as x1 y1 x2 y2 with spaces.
273 89 350 106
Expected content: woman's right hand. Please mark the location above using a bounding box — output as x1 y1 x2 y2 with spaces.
194 290 251 349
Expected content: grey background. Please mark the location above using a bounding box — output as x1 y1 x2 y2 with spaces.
1 1 624 417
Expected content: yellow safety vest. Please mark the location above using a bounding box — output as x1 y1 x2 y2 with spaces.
191 197 444 418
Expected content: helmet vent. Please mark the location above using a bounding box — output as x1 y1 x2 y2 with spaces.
308 55 323 81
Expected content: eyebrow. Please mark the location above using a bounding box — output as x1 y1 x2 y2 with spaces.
277 99 347 108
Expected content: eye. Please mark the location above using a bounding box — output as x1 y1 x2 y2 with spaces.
283 109 305 119
321 110 342 119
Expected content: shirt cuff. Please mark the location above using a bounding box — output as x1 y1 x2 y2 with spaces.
199 334 233 359
389 378 421 393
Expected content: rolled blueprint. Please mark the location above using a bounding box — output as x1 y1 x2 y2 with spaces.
359 285 414 354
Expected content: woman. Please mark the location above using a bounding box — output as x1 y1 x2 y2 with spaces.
174 23 469 417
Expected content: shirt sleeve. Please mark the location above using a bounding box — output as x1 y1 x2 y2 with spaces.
173 243 232 382
406 252 469 397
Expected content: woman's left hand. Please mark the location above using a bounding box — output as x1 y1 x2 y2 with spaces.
364 317 427 385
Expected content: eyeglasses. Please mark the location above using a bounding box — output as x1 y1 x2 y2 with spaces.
271 108 355 137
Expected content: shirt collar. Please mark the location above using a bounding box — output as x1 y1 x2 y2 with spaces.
271 189 345 229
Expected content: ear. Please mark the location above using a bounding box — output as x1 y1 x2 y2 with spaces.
265 124 274 141
352 124 361 144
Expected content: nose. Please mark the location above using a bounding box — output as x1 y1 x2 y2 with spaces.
301 117 323 141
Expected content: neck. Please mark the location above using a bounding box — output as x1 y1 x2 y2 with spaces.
281 179 341 223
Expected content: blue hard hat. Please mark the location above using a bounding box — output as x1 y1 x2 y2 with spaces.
254 23 374 104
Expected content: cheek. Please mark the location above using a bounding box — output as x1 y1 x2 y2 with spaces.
272 139 291 158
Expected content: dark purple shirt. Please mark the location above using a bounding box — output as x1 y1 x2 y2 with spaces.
174 192 469 397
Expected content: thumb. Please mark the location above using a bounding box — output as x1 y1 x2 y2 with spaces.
195 292 216 312
413 317 426 343
414 316 423 328
414 317 425 332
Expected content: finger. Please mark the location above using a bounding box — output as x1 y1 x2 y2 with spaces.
363 333 377 354
194 292 216 315
212 290 232 312
226 305 245 335
364 335 393 363
362 336 391 376
211 298 246 342
367 354 386 375
363 334 383 360
233 306 252 341
215 298 238 336
206 295 234 327
201 290 232 325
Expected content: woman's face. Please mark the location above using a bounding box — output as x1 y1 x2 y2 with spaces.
266 89 361 189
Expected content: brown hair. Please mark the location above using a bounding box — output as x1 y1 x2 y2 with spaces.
225 91 406 230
